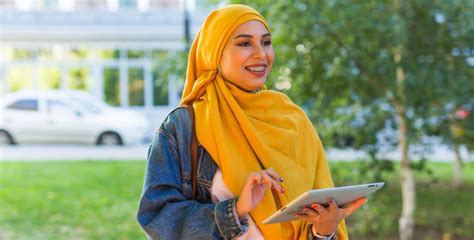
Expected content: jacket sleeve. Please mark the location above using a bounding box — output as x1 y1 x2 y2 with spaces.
137 111 248 240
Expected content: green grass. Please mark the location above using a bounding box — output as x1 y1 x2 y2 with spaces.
0 161 147 240
0 160 473 239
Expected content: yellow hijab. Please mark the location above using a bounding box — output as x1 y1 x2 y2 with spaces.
180 4 348 240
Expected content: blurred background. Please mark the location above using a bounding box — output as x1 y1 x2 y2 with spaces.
0 0 473 239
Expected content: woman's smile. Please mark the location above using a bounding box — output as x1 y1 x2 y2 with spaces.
244 63 267 77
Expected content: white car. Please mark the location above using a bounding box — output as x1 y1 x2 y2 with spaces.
0 90 151 145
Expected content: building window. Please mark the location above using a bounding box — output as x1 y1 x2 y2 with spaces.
129 67 145 106
149 0 179 10
127 50 145 59
0 0 16 9
76 0 107 10
103 68 120 106
68 68 89 90
68 48 90 60
39 67 61 89
41 0 59 10
119 0 136 9
13 49 32 60
101 49 121 59
7 66 33 92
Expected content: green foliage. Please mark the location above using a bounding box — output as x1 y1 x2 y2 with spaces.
232 0 474 164
151 50 188 106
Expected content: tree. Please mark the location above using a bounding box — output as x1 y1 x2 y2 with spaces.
231 0 474 239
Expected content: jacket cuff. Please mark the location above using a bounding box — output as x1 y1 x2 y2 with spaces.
215 198 249 239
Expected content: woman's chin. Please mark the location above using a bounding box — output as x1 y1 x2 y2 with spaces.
246 82 265 92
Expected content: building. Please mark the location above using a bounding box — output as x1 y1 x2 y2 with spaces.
0 0 213 127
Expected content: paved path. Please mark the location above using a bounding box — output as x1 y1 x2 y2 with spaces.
1 143 472 162
0 144 149 161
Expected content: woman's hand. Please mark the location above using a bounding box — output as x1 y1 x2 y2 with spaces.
236 168 285 218
294 197 368 236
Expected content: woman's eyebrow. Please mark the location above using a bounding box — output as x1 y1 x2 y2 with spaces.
234 33 272 39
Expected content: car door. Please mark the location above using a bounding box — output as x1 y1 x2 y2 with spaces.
45 98 95 143
3 97 52 143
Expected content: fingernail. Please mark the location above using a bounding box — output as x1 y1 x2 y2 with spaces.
280 188 285 193
279 177 284 182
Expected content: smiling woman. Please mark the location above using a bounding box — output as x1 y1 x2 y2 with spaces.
137 4 366 240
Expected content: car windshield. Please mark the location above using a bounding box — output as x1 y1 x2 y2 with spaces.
67 94 109 114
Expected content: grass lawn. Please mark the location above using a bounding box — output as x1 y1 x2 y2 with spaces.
0 161 146 240
0 160 473 239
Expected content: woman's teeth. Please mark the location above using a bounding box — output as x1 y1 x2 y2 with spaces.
246 66 266 72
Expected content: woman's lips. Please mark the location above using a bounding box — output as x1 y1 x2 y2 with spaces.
245 64 267 77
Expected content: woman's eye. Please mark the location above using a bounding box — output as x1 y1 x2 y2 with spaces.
263 40 272 46
238 42 251 47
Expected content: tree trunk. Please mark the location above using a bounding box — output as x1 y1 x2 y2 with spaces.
453 143 463 188
395 102 415 240
393 48 415 240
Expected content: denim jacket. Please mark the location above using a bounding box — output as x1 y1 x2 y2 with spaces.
137 107 335 240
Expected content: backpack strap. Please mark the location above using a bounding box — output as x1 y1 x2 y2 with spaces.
182 104 199 200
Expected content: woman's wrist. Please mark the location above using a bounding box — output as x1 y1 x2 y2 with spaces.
235 198 248 218
311 224 335 237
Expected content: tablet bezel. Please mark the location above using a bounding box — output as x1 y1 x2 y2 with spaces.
262 182 385 224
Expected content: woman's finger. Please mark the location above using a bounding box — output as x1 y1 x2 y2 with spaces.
260 171 285 193
310 203 328 215
342 197 367 217
264 168 283 183
327 198 338 212
249 172 264 189
303 207 320 219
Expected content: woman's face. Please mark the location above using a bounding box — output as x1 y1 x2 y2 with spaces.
220 20 274 91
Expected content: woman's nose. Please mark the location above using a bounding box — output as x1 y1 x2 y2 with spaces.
252 44 266 59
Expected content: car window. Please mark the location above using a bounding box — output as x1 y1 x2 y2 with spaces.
69 97 102 114
6 99 39 111
47 100 76 115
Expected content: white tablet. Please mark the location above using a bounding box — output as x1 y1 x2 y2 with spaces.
262 182 384 224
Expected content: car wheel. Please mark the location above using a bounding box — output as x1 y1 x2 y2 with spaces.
0 130 15 145
97 132 122 146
